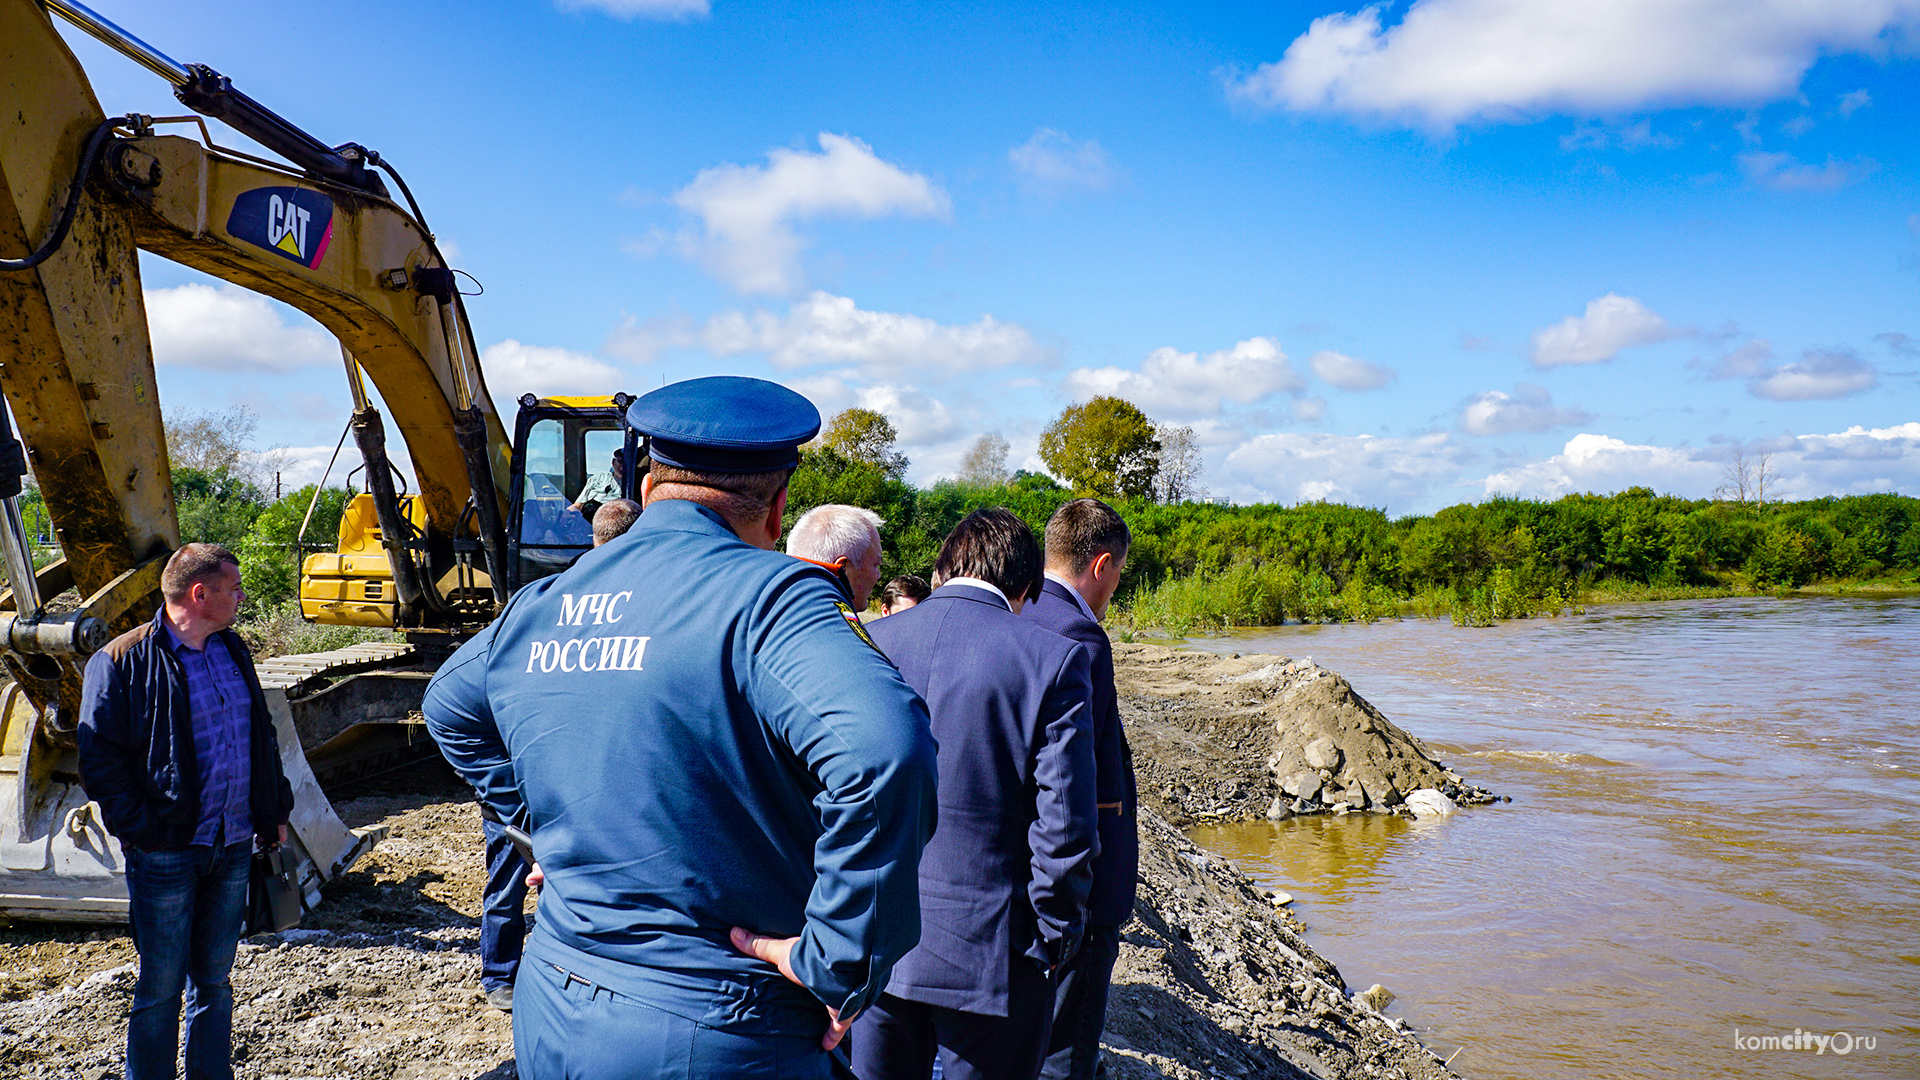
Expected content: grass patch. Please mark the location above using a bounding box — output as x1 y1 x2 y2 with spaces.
236 599 398 660
1578 580 1751 603
1117 561 1398 635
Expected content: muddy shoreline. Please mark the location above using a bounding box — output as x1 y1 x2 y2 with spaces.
0 645 1472 1079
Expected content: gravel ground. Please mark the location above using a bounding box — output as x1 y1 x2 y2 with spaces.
0 645 1470 1079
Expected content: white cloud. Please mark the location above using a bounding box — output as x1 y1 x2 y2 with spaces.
258 444 415 495
1701 340 1880 399
1837 88 1873 116
1207 421 1920 513
1063 336 1306 420
1738 151 1877 191
1530 293 1685 366
606 292 1047 378
1483 433 1719 499
146 284 334 373
1484 424 1920 501
782 374 959 452
1559 118 1680 152
670 134 948 295
479 340 626 402
1459 384 1592 436
1789 423 1920 496
555 0 708 19
1214 430 1478 511
1704 338 1775 379
1749 347 1879 400
1293 396 1329 422
853 385 960 446
1008 128 1118 192
1309 349 1397 390
1227 0 1920 128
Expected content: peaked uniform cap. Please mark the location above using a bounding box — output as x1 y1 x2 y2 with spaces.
628 376 821 474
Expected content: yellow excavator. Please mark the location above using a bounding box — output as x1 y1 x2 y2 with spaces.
0 0 640 920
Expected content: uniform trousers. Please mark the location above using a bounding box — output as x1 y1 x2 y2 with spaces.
512 956 836 1080
479 818 530 991
1038 926 1121 1080
850 957 1055 1080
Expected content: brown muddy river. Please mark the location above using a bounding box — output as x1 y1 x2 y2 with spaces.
1183 595 1919 1080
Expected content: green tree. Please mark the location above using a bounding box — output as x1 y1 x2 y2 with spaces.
821 408 909 481
1037 397 1160 501
173 466 266 549
784 445 921 585
237 485 355 607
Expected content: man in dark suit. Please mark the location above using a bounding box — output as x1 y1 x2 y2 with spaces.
1026 500 1136 1080
853 508 1100 1080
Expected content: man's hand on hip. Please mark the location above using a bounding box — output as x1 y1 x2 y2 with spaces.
729 926 854 1050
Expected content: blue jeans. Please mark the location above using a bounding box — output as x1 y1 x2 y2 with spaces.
480 818 530 991
124 840 252 1080
513 957 834 1079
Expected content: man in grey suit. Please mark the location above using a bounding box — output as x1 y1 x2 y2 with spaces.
1027 499 1136 1080
852 508 1100 1080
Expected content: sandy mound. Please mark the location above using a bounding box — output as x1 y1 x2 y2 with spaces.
1114 644 1496 826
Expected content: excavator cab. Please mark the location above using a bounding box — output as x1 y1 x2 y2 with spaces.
298 393 637 628
506 394 637 590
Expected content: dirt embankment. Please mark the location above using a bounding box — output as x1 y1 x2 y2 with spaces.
0 645 1477 1080
1113 644 1498 827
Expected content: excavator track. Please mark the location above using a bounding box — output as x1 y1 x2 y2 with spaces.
260 641 445 790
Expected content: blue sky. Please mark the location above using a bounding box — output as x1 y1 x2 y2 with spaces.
56 0 1920 514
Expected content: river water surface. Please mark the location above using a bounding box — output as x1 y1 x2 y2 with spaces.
1182 595 1918 1080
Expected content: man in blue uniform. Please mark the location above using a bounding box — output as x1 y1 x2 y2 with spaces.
1028 499 1137 1080
424 376 940 1079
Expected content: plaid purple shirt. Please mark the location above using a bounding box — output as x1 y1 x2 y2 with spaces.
161 621 253 847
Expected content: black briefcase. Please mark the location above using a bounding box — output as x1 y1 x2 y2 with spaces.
247 845 304 935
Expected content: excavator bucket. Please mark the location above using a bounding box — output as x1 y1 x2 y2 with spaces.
0 677 383 922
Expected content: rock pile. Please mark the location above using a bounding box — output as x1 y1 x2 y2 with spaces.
1112 644 1497 826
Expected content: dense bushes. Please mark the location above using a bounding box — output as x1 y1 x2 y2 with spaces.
779 455 1919 628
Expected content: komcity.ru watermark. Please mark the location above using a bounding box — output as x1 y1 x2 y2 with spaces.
1734 1028 1877 1055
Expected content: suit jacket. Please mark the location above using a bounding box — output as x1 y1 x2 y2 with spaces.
866 581 1098 1017
1026 578 1139 927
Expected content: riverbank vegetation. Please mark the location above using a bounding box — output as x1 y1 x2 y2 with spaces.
781 413 1920 631
20 404 1908 643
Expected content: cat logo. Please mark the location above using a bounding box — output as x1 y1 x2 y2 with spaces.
225 187 335 269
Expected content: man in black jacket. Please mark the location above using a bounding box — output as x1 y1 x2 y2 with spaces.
1027 499 1136 1080
78 543 295 1080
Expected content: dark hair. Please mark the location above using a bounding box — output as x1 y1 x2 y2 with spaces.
646 460 792 521
880 574 930 609
932 508 1042 603
592 498 643 545
1043 498 1131 575
161 542 240 601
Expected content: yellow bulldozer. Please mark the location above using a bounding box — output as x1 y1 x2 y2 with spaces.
0 0 642 920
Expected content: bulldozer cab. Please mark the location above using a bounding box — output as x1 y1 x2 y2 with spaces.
507 394 638 591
